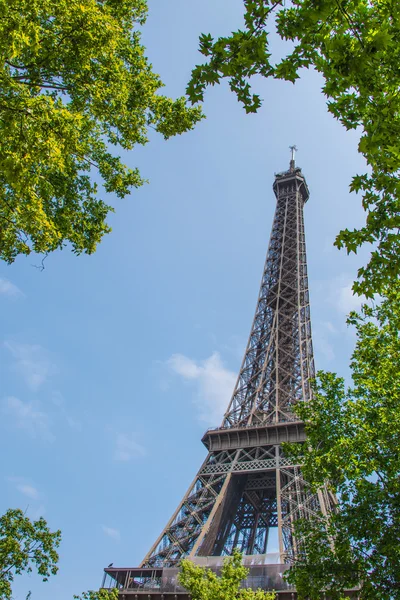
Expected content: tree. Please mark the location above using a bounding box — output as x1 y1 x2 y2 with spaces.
74 589 119 600
0 0 203 263
0 508 61 600
187 0 400 298
178 549 276 600
283 287 400 600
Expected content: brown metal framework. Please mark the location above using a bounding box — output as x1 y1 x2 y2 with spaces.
104 156 337 594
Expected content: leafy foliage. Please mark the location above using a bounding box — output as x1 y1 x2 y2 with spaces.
74 589 119 600
0 508 61 600
179 549 276 600
283 288 400 599
0 0 203 263
187 0 400 297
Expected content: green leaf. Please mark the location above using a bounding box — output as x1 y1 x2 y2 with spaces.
0 0 204 264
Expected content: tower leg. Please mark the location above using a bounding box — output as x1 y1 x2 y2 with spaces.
276 446 285 562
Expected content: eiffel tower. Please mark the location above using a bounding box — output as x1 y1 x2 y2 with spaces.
103 150 337 597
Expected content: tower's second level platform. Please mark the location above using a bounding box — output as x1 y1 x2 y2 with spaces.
201 420 305 452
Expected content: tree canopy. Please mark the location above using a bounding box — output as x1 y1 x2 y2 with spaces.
0 0 202 263
187 0 400 298
0 508 61 600
283 288 400 600
179 549 276 600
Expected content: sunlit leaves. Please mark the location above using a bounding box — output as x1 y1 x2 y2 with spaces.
0 0 203 263
179 549 276 600
0 509 61 600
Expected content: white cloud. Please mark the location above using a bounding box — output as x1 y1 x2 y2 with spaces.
3 396 54 442
7 477 40 500
337 282 365 315
17 483 39 500
114 433 146 462
12 480 39 500
169 354 201 379
4 341 56 391
167 352 236 426
102 525 120 541
0 278 23 298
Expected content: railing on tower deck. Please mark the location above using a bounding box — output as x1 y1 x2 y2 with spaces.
274 169 301 178
203 417 304 434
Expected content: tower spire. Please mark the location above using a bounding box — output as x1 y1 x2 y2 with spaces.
289 144 297 171
102 157 337 598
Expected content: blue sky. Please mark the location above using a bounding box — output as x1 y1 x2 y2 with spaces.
0 2 370 599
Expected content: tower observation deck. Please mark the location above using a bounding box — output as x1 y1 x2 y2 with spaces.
102 152 338 598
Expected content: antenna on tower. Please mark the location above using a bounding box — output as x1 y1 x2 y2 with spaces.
289 145 297 171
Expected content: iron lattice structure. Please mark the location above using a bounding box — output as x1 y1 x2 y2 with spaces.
139 157 336 569
103 156 338 597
